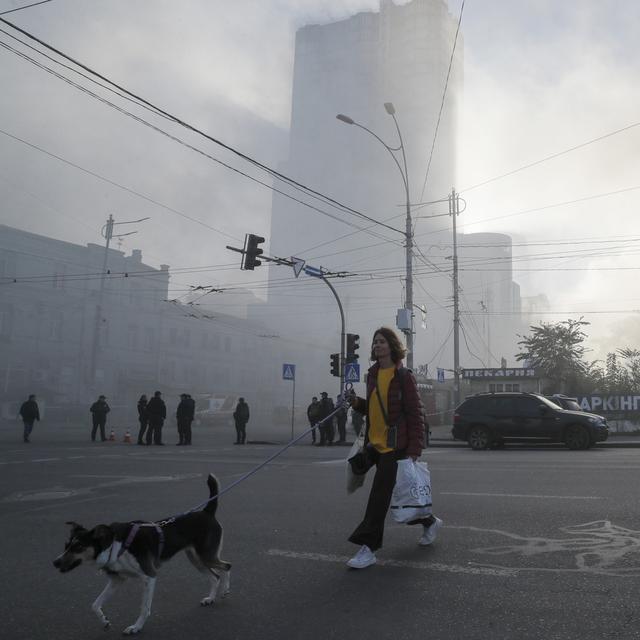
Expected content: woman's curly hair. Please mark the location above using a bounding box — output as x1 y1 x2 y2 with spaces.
369 326 407 364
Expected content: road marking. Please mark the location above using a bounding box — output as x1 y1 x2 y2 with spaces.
31 458 61 462
266 549 516 577
440 491 603 500
4 493 120 516
67 456 85 459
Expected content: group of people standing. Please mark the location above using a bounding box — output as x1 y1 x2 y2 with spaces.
306 392 362 446
137 391 195 446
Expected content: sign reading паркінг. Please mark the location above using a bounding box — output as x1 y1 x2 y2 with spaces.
577 395 640 413
462 368 536 379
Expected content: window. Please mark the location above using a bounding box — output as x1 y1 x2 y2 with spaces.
144 328 156 351
127 325 139 349
489 383 504 392
505 383 520 392
515 397 542 417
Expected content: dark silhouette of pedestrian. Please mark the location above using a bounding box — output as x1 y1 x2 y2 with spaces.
19 394 40 443
90 395 110 442
351 407 364 437
317 392 335 446
233 397 250 444
306 396 320 444
146 391 167 445
176 393 195 445
336 394 348 443
136 395 148 445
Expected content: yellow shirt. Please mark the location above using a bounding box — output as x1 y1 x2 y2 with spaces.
368 366 395 453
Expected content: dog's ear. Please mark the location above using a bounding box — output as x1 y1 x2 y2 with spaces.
91 524 115 551
65 521 85 533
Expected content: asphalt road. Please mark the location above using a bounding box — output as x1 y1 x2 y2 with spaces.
2 424 640 640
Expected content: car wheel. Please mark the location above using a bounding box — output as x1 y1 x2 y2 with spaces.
468 425 491 450
565 425 591 450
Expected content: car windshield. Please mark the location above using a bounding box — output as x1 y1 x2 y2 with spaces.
563 400 582 411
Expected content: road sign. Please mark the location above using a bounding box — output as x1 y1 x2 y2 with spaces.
303 265 323 278
344 362 360 383
282 364 296 380
291 257 305 278
437 368 445 383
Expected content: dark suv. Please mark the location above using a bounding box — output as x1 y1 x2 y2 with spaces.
452 392 608 450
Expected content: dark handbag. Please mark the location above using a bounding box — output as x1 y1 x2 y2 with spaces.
348 444 375 476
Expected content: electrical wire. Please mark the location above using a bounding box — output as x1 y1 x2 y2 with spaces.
0 18 404 237
0 0 52 16
419 0 465 200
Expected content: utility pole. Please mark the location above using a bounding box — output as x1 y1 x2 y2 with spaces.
89 214 114 386
450 189 461 407
88 214 148 387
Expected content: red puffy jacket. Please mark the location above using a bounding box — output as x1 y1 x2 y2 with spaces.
352 363 425 458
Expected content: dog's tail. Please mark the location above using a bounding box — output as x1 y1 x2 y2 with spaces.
204 474 220 515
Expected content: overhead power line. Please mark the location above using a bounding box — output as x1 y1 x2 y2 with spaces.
0 17 403 236
0 0 53 16
460 119 640 194
419 0 465 200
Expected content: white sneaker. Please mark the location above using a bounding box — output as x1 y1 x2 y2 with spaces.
346 545 376 569
419 517 443 546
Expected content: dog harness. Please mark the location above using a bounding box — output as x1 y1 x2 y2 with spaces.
119 523 165 558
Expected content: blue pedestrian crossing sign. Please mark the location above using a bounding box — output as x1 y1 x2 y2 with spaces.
437 368 445 383
344 362 360 383
282 364 296 380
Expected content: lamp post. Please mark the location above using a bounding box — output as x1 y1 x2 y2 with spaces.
336 104 414 368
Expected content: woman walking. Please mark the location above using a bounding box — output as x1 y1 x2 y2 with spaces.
346 326 442 569
136 394 148 445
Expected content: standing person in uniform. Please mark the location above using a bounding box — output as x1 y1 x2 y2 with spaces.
146 390 167 446
176 394 193 446
335 394 348 443
19 394 40 443
89 395 110 442
136 394 148 445
232 397 250 444
345 327 443 569
184 394 196 445
316 392 335 446
306 396 320 444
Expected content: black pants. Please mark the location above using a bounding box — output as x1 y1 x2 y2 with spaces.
234 421 246 444
348 449 433 551
137 419 148 444
148 420 164 444
337 416 347 442
91 418 106 441
319 419 334 445
178 418 192 444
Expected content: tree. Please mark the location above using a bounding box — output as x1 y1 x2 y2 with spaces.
515 318 591 393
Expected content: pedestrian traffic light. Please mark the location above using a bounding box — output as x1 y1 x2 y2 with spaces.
346 333 360 363
243 233 265 270
330 353 340 377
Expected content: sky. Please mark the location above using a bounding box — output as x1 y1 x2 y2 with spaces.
1 0 639 362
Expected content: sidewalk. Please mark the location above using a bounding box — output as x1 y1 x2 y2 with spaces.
428 424 640 448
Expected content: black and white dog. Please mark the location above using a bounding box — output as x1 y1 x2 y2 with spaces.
53 474 231 635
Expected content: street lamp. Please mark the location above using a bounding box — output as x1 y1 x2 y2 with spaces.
336 103 415 368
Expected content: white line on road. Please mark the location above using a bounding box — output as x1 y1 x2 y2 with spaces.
5 493 120 516
31 458 61 462
67 456 85 459
440 491 603 500
267 549 516 577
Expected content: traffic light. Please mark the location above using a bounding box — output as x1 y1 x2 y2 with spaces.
243 233 265 270
346 333 360 363
330 353 340 377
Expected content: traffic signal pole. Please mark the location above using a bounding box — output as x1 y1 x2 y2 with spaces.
321 275 345 397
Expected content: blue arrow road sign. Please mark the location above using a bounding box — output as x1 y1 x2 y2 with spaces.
303 265 323 278
344 362 360 383
437 368 445 383
282 364 296 380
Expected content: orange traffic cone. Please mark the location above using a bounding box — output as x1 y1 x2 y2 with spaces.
108 429 116 442
123 430 132 443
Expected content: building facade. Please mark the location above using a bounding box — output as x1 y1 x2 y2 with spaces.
0 224 279 425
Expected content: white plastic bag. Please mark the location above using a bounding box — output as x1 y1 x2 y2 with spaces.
346 429 366 494
390 459 432 523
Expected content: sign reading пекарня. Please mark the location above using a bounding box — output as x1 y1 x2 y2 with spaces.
577 395 640 413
